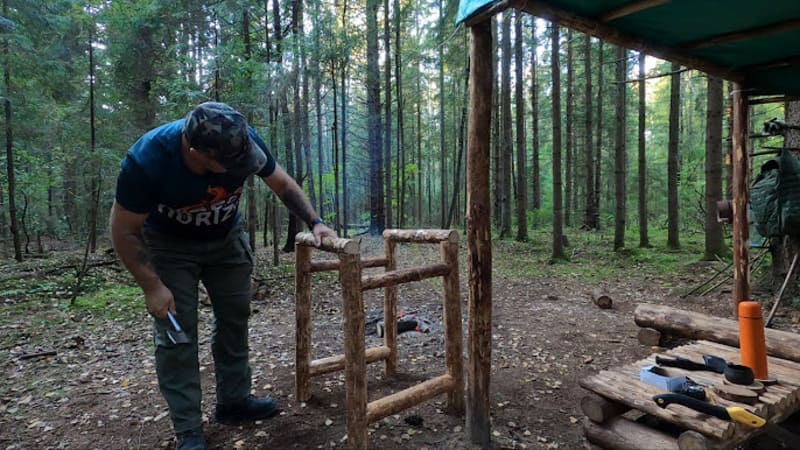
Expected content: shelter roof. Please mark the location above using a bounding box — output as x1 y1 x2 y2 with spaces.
457 0 800 96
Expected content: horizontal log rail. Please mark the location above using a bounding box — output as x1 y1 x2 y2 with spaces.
366 374 456 423
361 263 450 291
309 256 388 273
309 346 391 377
383 229 458 243
295 232 359 254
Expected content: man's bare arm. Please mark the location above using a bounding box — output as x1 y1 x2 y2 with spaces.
263 163 337 245
263 163 319 226
109 201 174 318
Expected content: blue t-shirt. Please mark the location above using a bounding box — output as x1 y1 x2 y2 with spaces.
115 119 276 240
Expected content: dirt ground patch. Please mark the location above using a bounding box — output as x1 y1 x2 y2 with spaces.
1 237 798 449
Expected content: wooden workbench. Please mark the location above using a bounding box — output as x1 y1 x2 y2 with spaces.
580 340 800 449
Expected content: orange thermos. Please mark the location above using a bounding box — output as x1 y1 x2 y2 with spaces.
738 301 769 380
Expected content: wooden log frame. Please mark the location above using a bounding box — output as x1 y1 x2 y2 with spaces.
583 416 679 450
294 230 465 449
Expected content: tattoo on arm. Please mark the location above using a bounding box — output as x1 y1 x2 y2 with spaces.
280 188 315 225
134 234 155 271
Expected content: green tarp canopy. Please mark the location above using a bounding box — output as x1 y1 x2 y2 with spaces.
457 0 800 96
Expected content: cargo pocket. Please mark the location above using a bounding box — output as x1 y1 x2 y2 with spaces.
152 321 177 349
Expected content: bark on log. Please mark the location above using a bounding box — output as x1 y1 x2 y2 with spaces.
383 228 458 243
592 289 613 309
361 263 450 291
309 346 391 377
583 416 679 450
637 327 663 347
366 374 456 423
295 232 359 254
441 240 465 414
580 394 630 423
634 303 800 363
295 244 313 402
309 256 387 273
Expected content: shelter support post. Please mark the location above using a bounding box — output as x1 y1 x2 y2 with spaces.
732 84 750 315
466 19 493 447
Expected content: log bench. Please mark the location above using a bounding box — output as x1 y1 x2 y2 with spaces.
580 340 800 449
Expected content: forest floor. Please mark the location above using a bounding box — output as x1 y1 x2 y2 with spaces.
1 230 799 450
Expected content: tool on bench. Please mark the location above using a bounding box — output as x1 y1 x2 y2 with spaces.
640 365 706 400
655 355 727 373
653 393 800 449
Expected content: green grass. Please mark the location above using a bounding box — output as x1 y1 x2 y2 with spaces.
69 285 143 320
491 226 714 283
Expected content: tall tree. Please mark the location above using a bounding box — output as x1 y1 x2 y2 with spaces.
704 76 725 259
613 46 627 251
551 24 565 260
367 0 385 234
243 9 258 252
637 52 649 247
383 0 392 228
594 41 604 226
565 29 574 227
667 62 681 249
583 34 597 229
514 11 527 242
499 11 512 238
395 0 405 227
2 0 20 261
438 0 447 228
530 19 541 211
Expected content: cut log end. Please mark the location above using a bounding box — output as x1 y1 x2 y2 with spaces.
592 289 613 309
637 328 663 347
581 395 629 423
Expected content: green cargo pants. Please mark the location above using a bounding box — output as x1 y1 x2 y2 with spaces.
144 225 253 433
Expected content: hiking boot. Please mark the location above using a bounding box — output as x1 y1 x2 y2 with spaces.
176 427 206 450
215 395 281 424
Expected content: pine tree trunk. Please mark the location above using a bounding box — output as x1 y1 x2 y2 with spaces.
367 0 384 235
613 46 627 251
594 41 604 227
395 0 405 228
565 29 574 228
243 10 258 252
637 52 649 247
384 0 393 229
551 24 565 260
667 62 681 249
530 19 541 211
514 11 528 242
438 0 447 228
704 76 725 260
500 12 512 238
3 0 21 261
583 34 597 230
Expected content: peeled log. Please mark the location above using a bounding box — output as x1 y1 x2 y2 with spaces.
634 303 800 363
592 289 613 309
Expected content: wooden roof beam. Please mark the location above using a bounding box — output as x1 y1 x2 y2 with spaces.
748 96 800 106
503 0 743 82
682 18 800 51
743 54 800 73
599 0 670 22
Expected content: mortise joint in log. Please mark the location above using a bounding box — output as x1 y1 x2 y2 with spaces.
361 264 450 291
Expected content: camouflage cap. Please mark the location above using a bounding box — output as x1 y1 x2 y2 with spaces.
182 102 267 178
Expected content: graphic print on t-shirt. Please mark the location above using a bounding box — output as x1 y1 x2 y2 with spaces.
156 185 243 227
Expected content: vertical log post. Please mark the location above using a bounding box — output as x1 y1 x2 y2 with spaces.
731 84 750 316
340 251 367 450
295 243 313 402
383 235 398 375
466 19 493 446
441 239 465 414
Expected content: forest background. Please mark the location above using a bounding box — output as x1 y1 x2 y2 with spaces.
0 0 796 268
